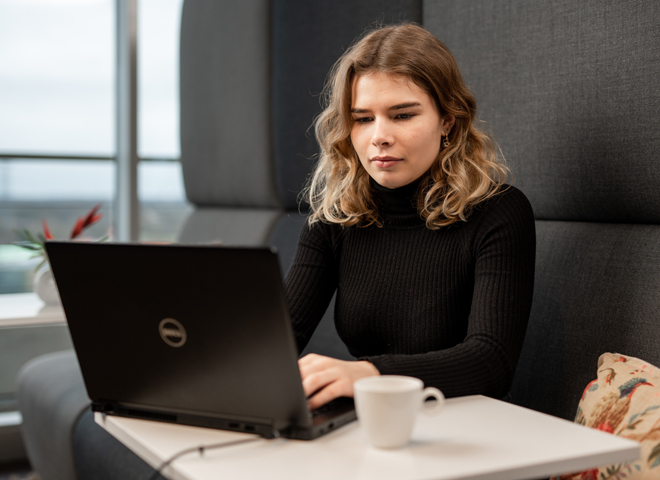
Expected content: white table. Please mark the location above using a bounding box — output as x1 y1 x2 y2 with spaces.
0 293 69 398
0 292 65 328
96 395 640 480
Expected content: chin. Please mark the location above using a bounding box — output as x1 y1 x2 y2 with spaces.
371 174 412 189
373 179 399 189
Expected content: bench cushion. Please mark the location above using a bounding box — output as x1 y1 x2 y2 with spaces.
554 353 660 479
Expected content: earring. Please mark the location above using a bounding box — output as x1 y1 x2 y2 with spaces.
443 133 450 148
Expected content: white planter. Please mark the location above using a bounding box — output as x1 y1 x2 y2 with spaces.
34 266 61 305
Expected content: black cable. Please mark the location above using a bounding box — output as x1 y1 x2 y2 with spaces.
146 430 280 480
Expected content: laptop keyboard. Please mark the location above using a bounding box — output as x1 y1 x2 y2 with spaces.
310 402 337 418
308 397 354 419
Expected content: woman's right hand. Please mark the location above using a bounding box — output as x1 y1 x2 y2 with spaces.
298 353 380 410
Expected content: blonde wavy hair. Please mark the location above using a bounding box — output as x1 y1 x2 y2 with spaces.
305 23 509 229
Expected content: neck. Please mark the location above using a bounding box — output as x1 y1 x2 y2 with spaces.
371 177 426 228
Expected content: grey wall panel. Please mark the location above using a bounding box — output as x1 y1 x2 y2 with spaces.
177 208 282 245
510 221 660 420
424 1 660 223
180 0 279 207
272 0 422 209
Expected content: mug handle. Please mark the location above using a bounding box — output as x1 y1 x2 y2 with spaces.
421 387 445 416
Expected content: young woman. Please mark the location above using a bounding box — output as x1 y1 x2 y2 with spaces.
285 24 536 410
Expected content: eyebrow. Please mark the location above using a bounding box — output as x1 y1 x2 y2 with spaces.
350 102 422 113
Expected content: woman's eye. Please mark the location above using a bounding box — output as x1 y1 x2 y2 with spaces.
354 117 373 124
395 113 414 120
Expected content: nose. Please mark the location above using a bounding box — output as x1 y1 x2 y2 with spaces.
371 119 395 147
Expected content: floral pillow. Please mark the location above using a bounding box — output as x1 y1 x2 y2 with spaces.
554 353 660 480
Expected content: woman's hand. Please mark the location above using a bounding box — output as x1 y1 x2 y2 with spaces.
298 353 380 410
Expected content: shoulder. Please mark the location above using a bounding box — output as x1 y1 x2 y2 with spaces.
461 185 536 252
470 185 534 225
300 217 347 250
302 217 344 236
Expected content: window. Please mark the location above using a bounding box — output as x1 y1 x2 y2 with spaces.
0 0 190 294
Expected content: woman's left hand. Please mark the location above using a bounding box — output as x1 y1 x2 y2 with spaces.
298 353 380 410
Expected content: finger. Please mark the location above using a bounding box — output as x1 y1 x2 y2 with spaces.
299 355 334 379
301 368 338 398
299 361 328 381
308 381 345 410
298 353 324 368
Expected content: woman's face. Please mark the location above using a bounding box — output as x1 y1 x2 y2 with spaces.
350 72 454 189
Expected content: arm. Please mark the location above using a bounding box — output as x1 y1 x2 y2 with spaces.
284 220 339 353
285 221 381 409
365 187 536 398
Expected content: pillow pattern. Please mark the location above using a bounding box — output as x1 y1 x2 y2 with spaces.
554 353 660 480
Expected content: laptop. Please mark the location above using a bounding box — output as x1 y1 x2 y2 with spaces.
45 241 356 440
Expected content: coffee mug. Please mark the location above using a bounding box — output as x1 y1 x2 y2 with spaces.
354 375 445 449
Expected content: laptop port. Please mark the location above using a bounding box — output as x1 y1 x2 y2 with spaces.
228 422 239 429
244 425 255 432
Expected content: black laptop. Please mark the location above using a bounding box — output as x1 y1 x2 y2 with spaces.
45 241 355 440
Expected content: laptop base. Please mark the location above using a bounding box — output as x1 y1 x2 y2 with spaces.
92 397 357 440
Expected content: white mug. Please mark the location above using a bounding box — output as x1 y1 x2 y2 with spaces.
354 375 445 449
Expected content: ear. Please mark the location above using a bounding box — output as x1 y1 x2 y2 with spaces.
440 114 455 135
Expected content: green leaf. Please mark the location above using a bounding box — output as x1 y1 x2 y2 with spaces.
23 229 38 244
14 243 41 251
648 442 660 468
34 258 48 274
652 455 660 469
12 228 28 241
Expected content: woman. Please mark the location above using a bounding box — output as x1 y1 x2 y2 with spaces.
285 23 536 410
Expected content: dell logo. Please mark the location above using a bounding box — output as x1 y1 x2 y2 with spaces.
159 318 187 348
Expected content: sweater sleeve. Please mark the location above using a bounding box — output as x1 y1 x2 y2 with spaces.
284 220 339 353
365 188 536 399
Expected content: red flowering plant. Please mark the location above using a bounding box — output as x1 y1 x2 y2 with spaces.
13 204 108 272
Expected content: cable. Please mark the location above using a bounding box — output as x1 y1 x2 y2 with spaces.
146 430 281 480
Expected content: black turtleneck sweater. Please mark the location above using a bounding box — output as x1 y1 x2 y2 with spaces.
284 181 536 398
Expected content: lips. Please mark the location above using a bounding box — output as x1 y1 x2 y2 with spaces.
371 156 403 168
